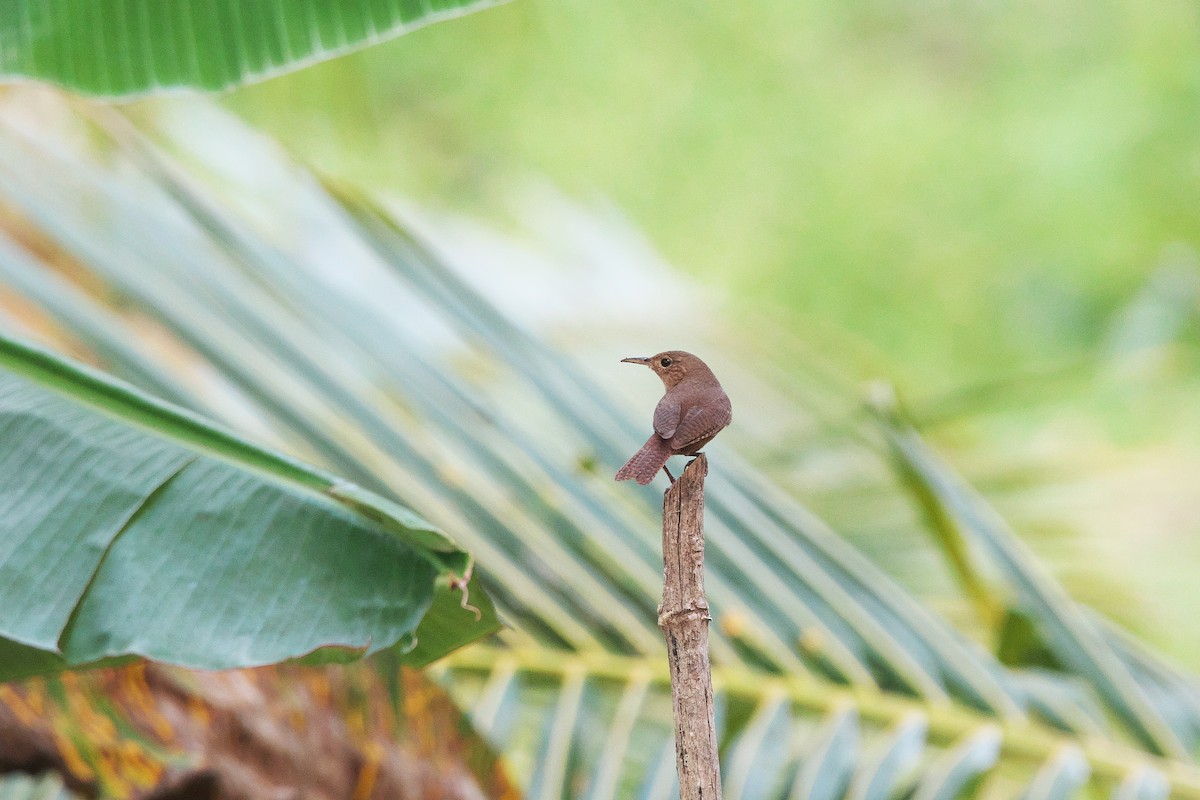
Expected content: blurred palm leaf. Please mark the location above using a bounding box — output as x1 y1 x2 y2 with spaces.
2 88 1200 795
0 0 501 97
435 646 1200 800
878 399 1200 760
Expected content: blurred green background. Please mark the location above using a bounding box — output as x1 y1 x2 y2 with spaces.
226 0 1200 391
219 0 1200 661
4 1 1200 788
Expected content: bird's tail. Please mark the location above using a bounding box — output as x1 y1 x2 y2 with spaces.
615 435 672 485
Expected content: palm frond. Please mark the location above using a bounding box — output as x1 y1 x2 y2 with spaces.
435 646 1200 799
1 87 1199 795
877 399 1200 758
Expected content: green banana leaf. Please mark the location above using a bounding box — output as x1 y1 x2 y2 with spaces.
0 0 501 97
0 332 496 681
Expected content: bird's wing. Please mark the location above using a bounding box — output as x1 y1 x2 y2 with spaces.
653 394 682 439
669 397 732 450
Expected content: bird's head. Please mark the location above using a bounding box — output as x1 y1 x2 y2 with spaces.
621 350 708 389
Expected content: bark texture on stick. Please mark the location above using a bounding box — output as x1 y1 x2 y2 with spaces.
659 454 722 800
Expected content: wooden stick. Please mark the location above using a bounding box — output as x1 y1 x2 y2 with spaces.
659 454 722 800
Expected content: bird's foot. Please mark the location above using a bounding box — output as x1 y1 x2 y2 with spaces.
662 464 676 484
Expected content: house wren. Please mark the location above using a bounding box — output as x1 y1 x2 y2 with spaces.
615 351 733 485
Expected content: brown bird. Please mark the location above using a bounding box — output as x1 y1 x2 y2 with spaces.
615 350 733 485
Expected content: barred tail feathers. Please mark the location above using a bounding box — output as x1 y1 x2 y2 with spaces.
615 435 672 485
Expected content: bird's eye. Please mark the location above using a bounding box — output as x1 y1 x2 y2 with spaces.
660 357 672 367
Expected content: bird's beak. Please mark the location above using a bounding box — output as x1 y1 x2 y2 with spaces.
621 357 652 366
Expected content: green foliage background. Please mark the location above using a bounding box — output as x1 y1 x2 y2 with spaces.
225 0 1200 390
3 0 1200 794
